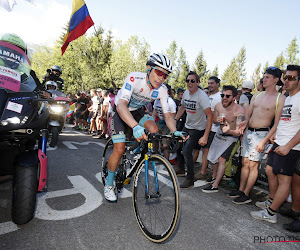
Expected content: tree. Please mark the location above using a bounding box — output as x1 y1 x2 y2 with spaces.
251 63 261 90
235 46 247 88
222 57 239 88
274 51 285 69
192 50 209 87
211 65 219 78
173 48 189 90
285 37 300 65
261 61 269 76
165 41 178 88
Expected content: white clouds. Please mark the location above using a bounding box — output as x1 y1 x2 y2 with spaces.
0 0 70 46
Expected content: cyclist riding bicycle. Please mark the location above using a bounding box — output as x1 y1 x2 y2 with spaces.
104 53 187 202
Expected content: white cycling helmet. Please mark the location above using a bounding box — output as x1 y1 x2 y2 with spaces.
45 81 57 90
146 53 173 73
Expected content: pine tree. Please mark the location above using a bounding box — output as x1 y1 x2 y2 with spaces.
274 51 285 69
222 57 239 88
236 46 247 88
251 63 261 89
285 37 300 65
192 50 209 87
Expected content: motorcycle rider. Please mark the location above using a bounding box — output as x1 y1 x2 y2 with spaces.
0 33 50 98
42 65 64 91
46 81 58 91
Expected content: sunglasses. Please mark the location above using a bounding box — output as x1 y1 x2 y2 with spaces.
220 94 232 98
151 66 169 79
267 66 277 71
186 79 196 83
283 75 299 81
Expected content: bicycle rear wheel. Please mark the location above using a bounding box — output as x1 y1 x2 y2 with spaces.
132 154 181 243
100 138 114 186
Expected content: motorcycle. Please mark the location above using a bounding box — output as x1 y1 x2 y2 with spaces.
0 41 48 225
46 90 69 147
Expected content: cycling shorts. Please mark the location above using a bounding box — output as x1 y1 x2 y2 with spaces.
110 105 154 143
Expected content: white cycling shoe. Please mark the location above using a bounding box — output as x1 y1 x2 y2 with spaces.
104 185 117 202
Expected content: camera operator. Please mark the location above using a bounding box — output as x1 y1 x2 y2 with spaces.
42 65 64 91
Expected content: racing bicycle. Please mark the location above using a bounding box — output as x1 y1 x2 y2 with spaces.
101 132 183 243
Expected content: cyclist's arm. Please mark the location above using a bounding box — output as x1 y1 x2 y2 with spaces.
116 99 139 128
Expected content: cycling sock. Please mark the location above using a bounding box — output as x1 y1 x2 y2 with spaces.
106 169 115 186
267 207 277 216
268 198 273 204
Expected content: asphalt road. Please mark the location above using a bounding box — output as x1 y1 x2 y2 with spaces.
0 124 299 249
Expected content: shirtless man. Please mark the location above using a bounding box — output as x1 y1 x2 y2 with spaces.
202 85 244 193
229 67 286 204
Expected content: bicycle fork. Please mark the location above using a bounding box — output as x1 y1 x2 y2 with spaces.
145 142 160 199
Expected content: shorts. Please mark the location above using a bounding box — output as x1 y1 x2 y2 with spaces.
241 128 269 161
75 111 88 120
221 142 236 161
110 106 154 143
267 143 300 176
203 131 216 149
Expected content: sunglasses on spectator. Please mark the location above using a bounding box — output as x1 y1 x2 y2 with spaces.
151 66 169 79
283 75 299 81
267 66 277 71
186 79 196 83
220 94 232 98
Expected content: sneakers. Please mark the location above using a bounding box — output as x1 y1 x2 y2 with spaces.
222 175 231 181
255 199 271 209
202 184 219 193
180 178 194 189
206 176 216 184
194 171 208 181
279 208 300 219
104 185 117 202
250 209 277 224
175 168 185 177
227 190 243 198
283 220 300 232
232 193 252 204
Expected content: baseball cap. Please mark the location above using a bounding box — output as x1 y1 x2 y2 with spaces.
96 88 102 92
177 88 185 94
265 66 282 78
242 81 254 90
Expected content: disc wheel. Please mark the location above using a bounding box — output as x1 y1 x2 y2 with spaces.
132 154 181 243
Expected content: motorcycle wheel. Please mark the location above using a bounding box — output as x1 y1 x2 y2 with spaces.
12 165 38 225
49 126 59 147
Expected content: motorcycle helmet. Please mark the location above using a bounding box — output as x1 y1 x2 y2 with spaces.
46 81 57 90
0 33 27 54
51 65 62 74
146 53 173 73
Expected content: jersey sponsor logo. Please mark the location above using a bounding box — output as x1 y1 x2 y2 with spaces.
130 77 134 82
151 91 159 98
125 83 132 91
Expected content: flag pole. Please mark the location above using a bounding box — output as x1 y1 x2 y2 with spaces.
93 25 116 89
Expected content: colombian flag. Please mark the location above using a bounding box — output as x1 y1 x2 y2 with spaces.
61 0 94 55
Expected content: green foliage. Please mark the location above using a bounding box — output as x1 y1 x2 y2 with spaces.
261 61 269 76
192 50 209 88
251 63 261 89
172 48 189 90
285 37 300 65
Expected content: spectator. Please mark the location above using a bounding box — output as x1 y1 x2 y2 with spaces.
202 85 244 193
195 76 222 181
229 67 286 204
251 65 300 224
87 89 99 135
74 92 90 131
239 81 254 122
174 71 213 189
256 78 265 92
94 88 104 137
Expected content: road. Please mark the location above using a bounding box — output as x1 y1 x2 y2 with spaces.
0 124 299 249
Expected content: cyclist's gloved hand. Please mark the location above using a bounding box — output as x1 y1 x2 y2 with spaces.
133 125 146 139
174 131 184 137
174 131 189 141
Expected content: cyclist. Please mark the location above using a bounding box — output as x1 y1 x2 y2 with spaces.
104 53 187 202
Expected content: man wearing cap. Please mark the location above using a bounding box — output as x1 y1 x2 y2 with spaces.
229 67 286 204
239 81 254 122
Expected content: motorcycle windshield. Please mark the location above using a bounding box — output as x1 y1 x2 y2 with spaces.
0 41 34 93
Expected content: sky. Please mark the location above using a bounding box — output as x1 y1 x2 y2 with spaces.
1 0 300 79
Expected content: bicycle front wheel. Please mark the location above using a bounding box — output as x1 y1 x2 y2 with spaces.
132 154 181 243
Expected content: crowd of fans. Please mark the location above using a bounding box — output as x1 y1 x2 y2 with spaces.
66 64 300 232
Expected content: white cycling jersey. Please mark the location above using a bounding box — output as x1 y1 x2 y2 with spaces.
154 97 176 120
114 72 170 112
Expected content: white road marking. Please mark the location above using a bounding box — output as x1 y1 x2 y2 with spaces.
62 141 105 150
35 175 103 220
0 222 19 235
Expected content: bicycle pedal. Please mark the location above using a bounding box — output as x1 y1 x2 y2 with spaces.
123 178 131 185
